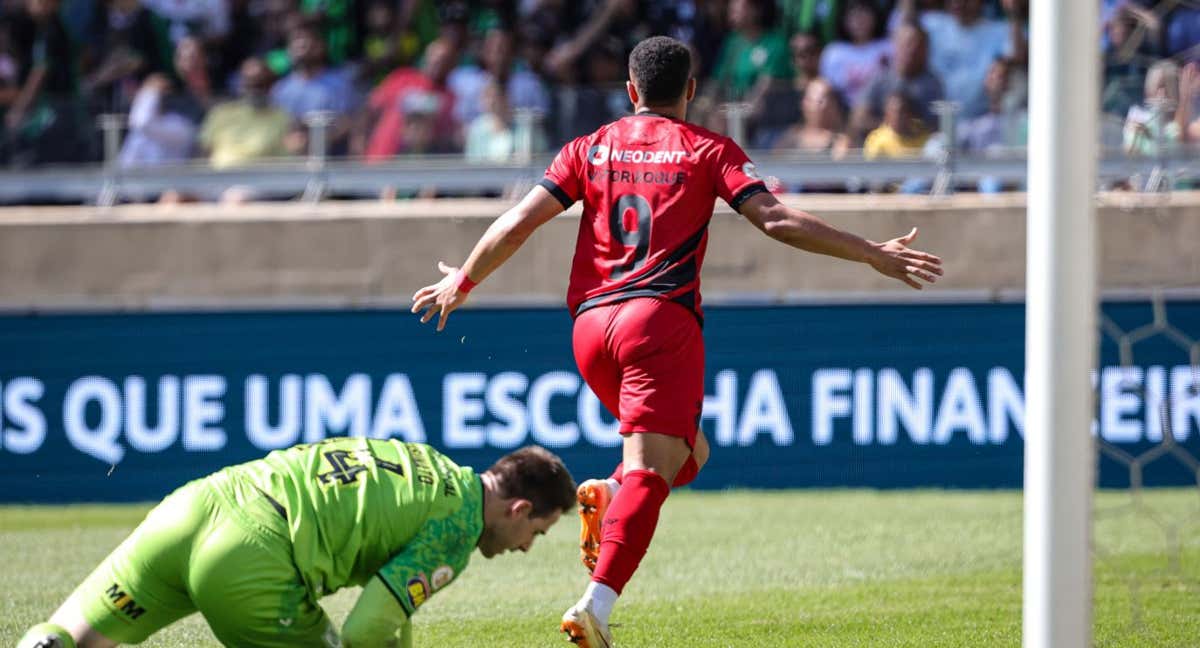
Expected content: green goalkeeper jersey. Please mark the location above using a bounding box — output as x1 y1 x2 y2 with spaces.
212 436 483 618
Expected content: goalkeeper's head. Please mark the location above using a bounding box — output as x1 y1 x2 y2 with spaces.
477 446 576 557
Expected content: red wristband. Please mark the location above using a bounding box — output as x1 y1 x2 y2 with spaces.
454 270 478 294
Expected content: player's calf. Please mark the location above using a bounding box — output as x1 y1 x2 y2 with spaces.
22 593 121 648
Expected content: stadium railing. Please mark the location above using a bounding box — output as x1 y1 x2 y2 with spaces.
2 96 1196 205
3 147 1197 206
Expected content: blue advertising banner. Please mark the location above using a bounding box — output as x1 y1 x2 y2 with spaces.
1 301 1198 502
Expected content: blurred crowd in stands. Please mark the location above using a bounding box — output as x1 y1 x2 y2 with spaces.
0 0 1196 185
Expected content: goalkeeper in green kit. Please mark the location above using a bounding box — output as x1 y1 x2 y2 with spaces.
18 438 576 648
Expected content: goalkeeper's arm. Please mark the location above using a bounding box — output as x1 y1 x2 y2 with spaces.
340 577 414 648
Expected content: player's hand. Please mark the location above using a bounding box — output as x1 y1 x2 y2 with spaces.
411 261 468 331
868 227 943 290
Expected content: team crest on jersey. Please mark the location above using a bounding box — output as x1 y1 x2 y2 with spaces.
588 144 610 165
742 162 761 181
406 575 430 609
431 565 454 590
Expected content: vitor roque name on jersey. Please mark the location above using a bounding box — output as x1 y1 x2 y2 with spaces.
588 168 687 185
587 144 686 165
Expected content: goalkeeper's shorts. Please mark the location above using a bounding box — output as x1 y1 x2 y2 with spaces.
71 474 338 646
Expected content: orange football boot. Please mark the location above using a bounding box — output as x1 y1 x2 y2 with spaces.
575 479 612 573
560 602 613 648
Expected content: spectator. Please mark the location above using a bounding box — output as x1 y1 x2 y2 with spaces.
746 30 824 147
0 20 22 128
198 57 291 168
1102 3 1162 118
359 0 406 86
271 18 360 153
254 0 302 77
820 0 891 107
1164 5 1200 63
396 90 454 155
640 0 710 49
6 0 90 165
514 10 557 83
682 0 729 79
790 31 825 89
1123 60 1186 157
172 35 215 108
773 77 851 158
781 0 843 44
219 0 265 89
864 90 928 158
299 0 358 65
711 0 793 101
850 21 942 143
1184 63 1200 144
550 34 629 143
955 58 1026 192
448 28 549 127
463 79 545 163
465 80 513 162
117 74 198 167
81 0 171 115
361 36 459 161
395 0 443 58
142 0 230 47
540 0 638 84
117 36 213 168
957 59 1024 153
896 0 1021 118
57 0 95 43
783 0 897 44
1101 0 1160 56
865 90 930 193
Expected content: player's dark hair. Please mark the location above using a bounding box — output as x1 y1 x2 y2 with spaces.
628 36 692 106
486 446 576 518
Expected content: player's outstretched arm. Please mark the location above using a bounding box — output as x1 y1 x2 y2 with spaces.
341 577 413 648
737 191 943 290
411 185 565 330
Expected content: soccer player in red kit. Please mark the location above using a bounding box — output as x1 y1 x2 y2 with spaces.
412 36 943 647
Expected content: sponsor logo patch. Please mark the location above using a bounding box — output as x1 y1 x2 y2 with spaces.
105 583 147 620
742 162 762 181
588 144 686 165
588 145 610 165
406 574 430 609
431 565 454 590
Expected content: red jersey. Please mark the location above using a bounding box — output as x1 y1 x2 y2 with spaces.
539 113 768 323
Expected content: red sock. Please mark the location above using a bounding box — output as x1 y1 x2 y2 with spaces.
671 455 699 487
591 469 670 594
609 456 699 488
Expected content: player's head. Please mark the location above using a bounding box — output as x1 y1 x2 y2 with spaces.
478 446 576 557
627 36 696 112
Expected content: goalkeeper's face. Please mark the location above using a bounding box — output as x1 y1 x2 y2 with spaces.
478 501 563 558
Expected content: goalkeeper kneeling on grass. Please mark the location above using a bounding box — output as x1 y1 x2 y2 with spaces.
19 438 576 648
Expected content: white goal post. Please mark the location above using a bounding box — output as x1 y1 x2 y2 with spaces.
1023 0 1099 647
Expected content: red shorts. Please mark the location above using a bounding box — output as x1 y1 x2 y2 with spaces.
572 298 704 447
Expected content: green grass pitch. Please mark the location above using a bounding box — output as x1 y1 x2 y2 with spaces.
3 489 1198 647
